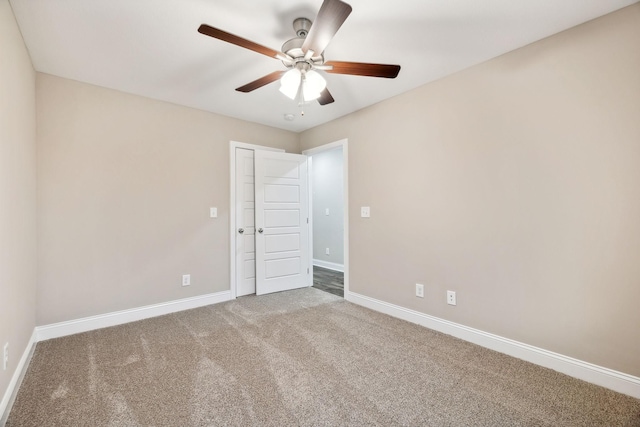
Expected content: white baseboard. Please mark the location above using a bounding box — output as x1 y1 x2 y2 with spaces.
36 291 232 342
313 259 344 272
1 330 37 424
347 291 640 399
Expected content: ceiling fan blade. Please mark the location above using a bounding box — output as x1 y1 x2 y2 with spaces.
325 61 401 78
198 24 284 60
236 71 285 93
302 0 352 56
317 88 335 105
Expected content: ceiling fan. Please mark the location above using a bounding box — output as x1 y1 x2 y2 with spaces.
198 0 401 107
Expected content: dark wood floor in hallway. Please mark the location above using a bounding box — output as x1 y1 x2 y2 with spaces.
312 266 344 298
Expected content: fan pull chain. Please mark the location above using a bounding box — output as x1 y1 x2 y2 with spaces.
298 78 305 117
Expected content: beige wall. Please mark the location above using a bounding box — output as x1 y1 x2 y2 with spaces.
37 74 298 325
0 0 37 408
301 4 640 377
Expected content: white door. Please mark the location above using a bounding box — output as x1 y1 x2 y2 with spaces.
255 150 309 295
235 148 256 296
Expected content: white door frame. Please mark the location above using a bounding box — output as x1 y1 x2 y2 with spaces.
229 141 284 299
303 139 349 299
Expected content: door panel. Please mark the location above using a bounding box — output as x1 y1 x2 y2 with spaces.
255 150 309 295
264 210 300 227
235 148 256 296
264 184 299 203
243 208 255 227
243 234 255 252
243 183 254 201
265 234 300 253
265 159 300 178
265 257 301 278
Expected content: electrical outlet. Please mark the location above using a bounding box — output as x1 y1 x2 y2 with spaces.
416 284 424 298
182 274 191 287
447 290 456 306
360 206 370 218
3 342 8 370
325 248 330 255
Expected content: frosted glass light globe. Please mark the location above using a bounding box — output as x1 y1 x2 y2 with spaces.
302 70 326 101
279 68 301 99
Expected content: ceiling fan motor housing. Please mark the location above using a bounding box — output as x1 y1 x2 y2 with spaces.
282 18 324 69
293 17 312 38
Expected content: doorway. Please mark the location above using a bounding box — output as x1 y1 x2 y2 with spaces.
303 139 349 299
230 139 349 300
308 146 345 297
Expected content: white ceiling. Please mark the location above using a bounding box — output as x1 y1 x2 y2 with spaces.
10 0 637 132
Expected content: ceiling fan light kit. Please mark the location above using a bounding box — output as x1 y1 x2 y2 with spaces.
279 68 327 102
198 0 401 111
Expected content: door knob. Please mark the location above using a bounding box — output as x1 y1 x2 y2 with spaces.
238 228 244 234
258 228 264 234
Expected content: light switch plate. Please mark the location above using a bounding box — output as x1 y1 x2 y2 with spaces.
361 206 370 218
325 208 330 216
210 207 217 218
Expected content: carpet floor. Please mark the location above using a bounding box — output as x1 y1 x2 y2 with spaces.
6 288 640 426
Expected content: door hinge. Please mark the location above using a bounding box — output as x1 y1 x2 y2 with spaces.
307 218 309 224
307 268 310 274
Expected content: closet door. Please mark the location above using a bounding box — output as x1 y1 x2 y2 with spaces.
254 150 309 295
235 148 256 296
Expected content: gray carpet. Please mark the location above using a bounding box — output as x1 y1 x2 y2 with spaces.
6 288 640 426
